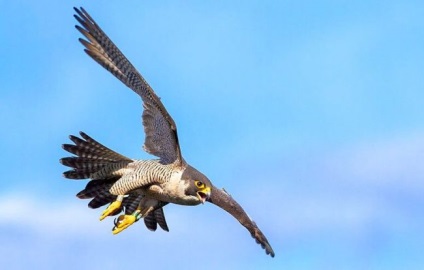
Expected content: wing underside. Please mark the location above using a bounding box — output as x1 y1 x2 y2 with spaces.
207 186 275 257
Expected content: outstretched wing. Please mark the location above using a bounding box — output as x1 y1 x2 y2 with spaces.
207 186 275 257
73 7 183 166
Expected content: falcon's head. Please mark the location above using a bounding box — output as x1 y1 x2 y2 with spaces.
182 165 212 204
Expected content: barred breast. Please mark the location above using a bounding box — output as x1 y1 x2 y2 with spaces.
108 160 175 195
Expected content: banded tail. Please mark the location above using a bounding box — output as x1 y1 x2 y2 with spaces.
60 131 132 180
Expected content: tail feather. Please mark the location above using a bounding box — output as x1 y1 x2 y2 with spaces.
62 143 114 161
88 195 117 210
76 178 118 210
63 170 92 180
61 157 117 179
61 157 114 170
155 208 169 232
60 131 132 180
144 212 158 231
124 193 143 215
144 207 169 232
64 132 131 161
77 178 117 199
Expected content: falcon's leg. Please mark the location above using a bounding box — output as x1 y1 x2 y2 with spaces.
112 199 155 234
112 208 142 234
100 195 124 221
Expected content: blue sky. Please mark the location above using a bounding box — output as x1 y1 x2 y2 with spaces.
1 0 423 269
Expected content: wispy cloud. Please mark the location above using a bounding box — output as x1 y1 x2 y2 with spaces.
0 193 279 269
321 132 424 189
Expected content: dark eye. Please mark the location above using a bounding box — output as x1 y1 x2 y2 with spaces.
195 181 204 188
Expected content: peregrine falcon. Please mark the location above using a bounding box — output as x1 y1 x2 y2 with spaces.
61 7 275 257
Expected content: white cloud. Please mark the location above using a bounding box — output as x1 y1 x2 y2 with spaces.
0 194 102 236
321 132 424 189
235 132 424 242
0 193 279 269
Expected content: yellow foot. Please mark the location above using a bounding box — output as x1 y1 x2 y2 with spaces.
112 214 137 235
100 200 122 221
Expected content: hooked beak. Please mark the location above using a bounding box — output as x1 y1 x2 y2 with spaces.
197 187 211 204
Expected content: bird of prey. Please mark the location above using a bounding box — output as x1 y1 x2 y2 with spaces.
61 7 275 257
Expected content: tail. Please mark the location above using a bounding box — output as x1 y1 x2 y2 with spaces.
143 202 169 232
60 131 132 179
60 131 132 214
